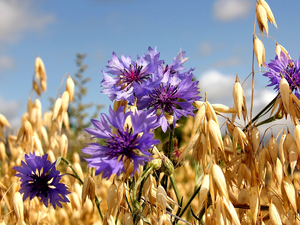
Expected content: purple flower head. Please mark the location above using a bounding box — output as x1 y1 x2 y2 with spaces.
82 106 160 179
137 70 201 132
101 47 162 103
264 52 300 98
13 153 70 209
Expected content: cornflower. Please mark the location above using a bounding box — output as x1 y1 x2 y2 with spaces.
82 106 160 179
137 69 201 132
13 153 70 209
264 52 300 98
101 47 162 103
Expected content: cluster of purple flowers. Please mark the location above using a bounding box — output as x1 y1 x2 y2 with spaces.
13 47 201 209
264 52 300 98
83 47 201 179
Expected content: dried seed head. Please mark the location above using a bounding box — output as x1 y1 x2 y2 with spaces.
289 142 297 175
280 77 290 113
268 135 278 166
191 103 205 138
35 56 46 81
107 183 118 215
233 75 243 119
60 134 68 158
256 4 269 36
40 79 47 92
269 203 282 225
282 176 297 213
275 43 289 58
82 176 95 206
254 35 266 70
0 114 11 130
259 0 277 28
63 112 70 134
52 97 62 121
66 75 75 102
33 80 41 96
61 91 70 113
279 131 286 164
211 164 229 201
252 126 260 153
249 187 259 224
13 192 25 222
211 103 237 114
294 125 300 155
156 185 168 213
208 119 224 152
123 212 133 225
198 174 209 210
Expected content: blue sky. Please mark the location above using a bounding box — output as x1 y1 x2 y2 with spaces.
1 0 300 129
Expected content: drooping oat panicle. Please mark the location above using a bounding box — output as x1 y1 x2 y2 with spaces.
254 35 265 70
256 3 268 36
259 0 277 28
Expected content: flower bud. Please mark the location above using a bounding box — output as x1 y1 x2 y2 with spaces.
161 156 174 176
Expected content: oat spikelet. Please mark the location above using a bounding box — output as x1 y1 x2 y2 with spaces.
233 75 243 119
211 164 229 201
0 114 11 130
294 125 300 154
211 103 237 114
52 97 62 121
259 0 277 28
249 187 259 224
269 203 282 225
198 174 209 210
275 43 289 58
253 35 265 70
208 119 224 152
13 192 25 224
282 176 297 213
279 77 290 113
66 75 75 102
256 4 268 36
35 56 46 81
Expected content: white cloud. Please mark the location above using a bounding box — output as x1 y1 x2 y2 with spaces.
0 96 21 129
0 0 55 44
213 0 253 22
0 56 14 71
199 69 234 103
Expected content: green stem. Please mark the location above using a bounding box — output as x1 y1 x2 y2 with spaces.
178 184 201 218
244 93 279 130
57 156 103 221
132 165 155 211
169 174 181 205
162 126 175 190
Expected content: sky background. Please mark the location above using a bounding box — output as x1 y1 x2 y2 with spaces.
1 0 300 133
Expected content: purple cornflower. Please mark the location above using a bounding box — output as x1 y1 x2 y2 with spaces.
13 153 70 209
264 52 300 98
137 69 201 132
101 47 162 103
82 106 160 179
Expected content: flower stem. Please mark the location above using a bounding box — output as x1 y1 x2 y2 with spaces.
169 174 181 204
56 156 103 221
244 93 279 130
